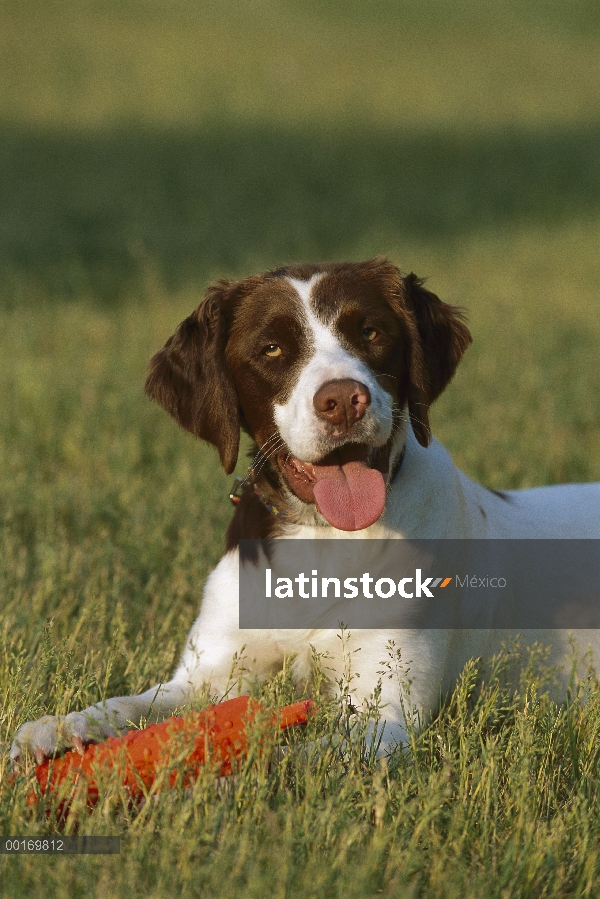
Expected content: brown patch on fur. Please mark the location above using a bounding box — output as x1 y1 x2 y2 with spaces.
402 272 472 446
225 277 313 448
311 261 411 412
145 282 240 473
308 258 472 448
225 487 279 558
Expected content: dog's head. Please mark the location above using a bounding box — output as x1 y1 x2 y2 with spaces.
145 258 471 530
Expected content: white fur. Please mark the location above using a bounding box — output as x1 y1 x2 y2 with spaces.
10 291 600 763
153 432 600 752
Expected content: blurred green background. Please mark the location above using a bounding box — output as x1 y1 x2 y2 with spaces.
1 0 600 301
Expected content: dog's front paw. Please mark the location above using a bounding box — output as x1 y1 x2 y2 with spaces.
10 711 117 766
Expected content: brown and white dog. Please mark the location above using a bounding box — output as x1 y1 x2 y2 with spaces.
11 258 600 763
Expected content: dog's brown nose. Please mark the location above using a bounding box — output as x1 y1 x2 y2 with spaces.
313 379 371 432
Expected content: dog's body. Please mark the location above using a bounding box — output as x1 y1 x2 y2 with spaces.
11 259 600 763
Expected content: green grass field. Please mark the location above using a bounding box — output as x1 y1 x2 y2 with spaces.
1 1 600 895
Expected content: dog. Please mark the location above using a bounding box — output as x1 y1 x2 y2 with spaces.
10 257 600 764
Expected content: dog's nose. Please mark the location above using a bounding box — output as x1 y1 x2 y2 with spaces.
313 379 371 432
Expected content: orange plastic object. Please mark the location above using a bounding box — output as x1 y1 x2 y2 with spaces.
28 696 313 811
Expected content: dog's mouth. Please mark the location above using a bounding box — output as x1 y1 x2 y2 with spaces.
276 443 387 531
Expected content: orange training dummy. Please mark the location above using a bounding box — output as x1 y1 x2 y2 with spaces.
28 695 314 811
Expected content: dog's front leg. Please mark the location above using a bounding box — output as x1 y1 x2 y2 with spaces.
10 550 268 765
9 680 192 766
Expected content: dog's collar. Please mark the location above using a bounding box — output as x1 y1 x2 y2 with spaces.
229 445 406 521
229 475 293 520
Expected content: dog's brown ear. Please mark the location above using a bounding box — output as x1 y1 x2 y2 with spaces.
403 273 472 447
145 282 240 473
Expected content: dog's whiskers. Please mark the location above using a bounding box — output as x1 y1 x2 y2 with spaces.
250 439 286 480
253 440 285 471
247 432 283 468
245 432 285 471
237 434 286 487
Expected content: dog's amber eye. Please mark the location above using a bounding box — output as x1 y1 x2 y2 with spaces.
363 327 378 342
263 344 282 357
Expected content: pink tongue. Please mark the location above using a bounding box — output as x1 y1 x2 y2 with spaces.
312 461 386 531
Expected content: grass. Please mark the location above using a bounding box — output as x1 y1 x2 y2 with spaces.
1 0 600 895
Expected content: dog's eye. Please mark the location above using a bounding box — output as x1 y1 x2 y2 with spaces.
362 327 378 342
263 344 282 357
